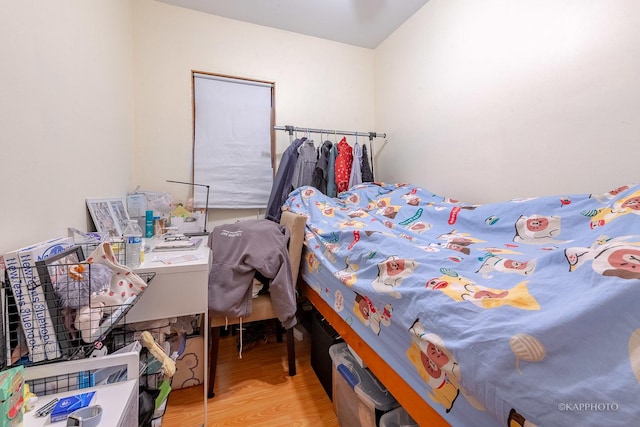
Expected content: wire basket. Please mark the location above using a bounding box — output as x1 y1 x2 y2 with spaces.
1 244 155 370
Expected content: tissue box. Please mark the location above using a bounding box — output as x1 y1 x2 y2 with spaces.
50 391 95 422
0 366 25 426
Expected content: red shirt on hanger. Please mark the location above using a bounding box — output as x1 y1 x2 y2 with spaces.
335 137 353 194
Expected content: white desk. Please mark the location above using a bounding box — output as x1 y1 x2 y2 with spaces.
130 238 210 427
24 352 139 427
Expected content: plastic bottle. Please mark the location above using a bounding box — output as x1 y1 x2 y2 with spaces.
145 210 154 238
123 219 143 269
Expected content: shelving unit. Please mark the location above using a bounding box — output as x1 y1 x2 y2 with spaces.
23 351 140 427
127 238 210 427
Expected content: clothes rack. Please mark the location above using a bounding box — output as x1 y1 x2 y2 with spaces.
274 125 386 179
274 125 386 140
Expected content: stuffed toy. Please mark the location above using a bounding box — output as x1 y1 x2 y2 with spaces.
74 302 105 343
141 331 176 379
52 263 112 310
132 319 174 348
86 242 149 306
23 383 38 412
50 257 112 340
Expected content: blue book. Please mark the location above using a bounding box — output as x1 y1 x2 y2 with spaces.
50 391 96 422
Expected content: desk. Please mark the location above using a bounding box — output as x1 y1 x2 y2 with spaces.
24 352 139 427
129 239 209 323
129 238 210 427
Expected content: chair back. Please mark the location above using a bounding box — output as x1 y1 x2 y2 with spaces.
279 211 307 284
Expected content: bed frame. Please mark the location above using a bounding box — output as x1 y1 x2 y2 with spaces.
300 280 451 427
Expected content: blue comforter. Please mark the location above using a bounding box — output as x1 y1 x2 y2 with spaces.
285 182 640 427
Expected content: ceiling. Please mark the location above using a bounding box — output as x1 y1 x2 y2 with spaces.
154 0 429 49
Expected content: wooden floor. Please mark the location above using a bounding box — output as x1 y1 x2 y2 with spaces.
163 325 339 427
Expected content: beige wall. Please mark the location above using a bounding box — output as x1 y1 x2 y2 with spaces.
0 0 374 252
132 0 375 225
4 0 637 252
375 0 640 203
0 0 134 253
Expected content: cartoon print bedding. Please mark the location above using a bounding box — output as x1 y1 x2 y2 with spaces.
284 182 640 427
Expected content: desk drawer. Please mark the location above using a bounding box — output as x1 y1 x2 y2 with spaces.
126 269 208 323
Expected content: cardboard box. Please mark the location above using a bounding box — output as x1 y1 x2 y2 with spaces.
172 336 204 389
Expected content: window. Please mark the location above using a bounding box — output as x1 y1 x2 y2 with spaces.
192 72 275 209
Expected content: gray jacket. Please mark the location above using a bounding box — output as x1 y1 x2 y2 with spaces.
291 139 317 189
207 219 297 329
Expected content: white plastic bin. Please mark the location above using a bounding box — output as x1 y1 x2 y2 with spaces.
379 406 419 427
329 342 398 427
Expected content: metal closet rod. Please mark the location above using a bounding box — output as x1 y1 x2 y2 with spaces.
274 125 386 139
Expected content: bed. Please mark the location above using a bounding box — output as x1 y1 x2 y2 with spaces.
284 182 640 427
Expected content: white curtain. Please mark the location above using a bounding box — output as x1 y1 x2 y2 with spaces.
193 73 273 209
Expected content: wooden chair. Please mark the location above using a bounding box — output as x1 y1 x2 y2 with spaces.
207 211 307 398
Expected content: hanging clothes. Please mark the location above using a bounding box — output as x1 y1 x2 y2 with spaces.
348 141 362 189
334 137 353 194
361 143 374 182
265 138 305 222
291 139 317 189
326 142 338 197
311 140 332 194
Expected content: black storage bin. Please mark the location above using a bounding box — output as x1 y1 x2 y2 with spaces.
310 309 343 400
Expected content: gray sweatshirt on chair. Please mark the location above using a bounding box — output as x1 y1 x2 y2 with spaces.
207 219 298 329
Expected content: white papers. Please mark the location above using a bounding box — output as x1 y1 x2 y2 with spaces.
153 253 205 265
152 237 202 252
